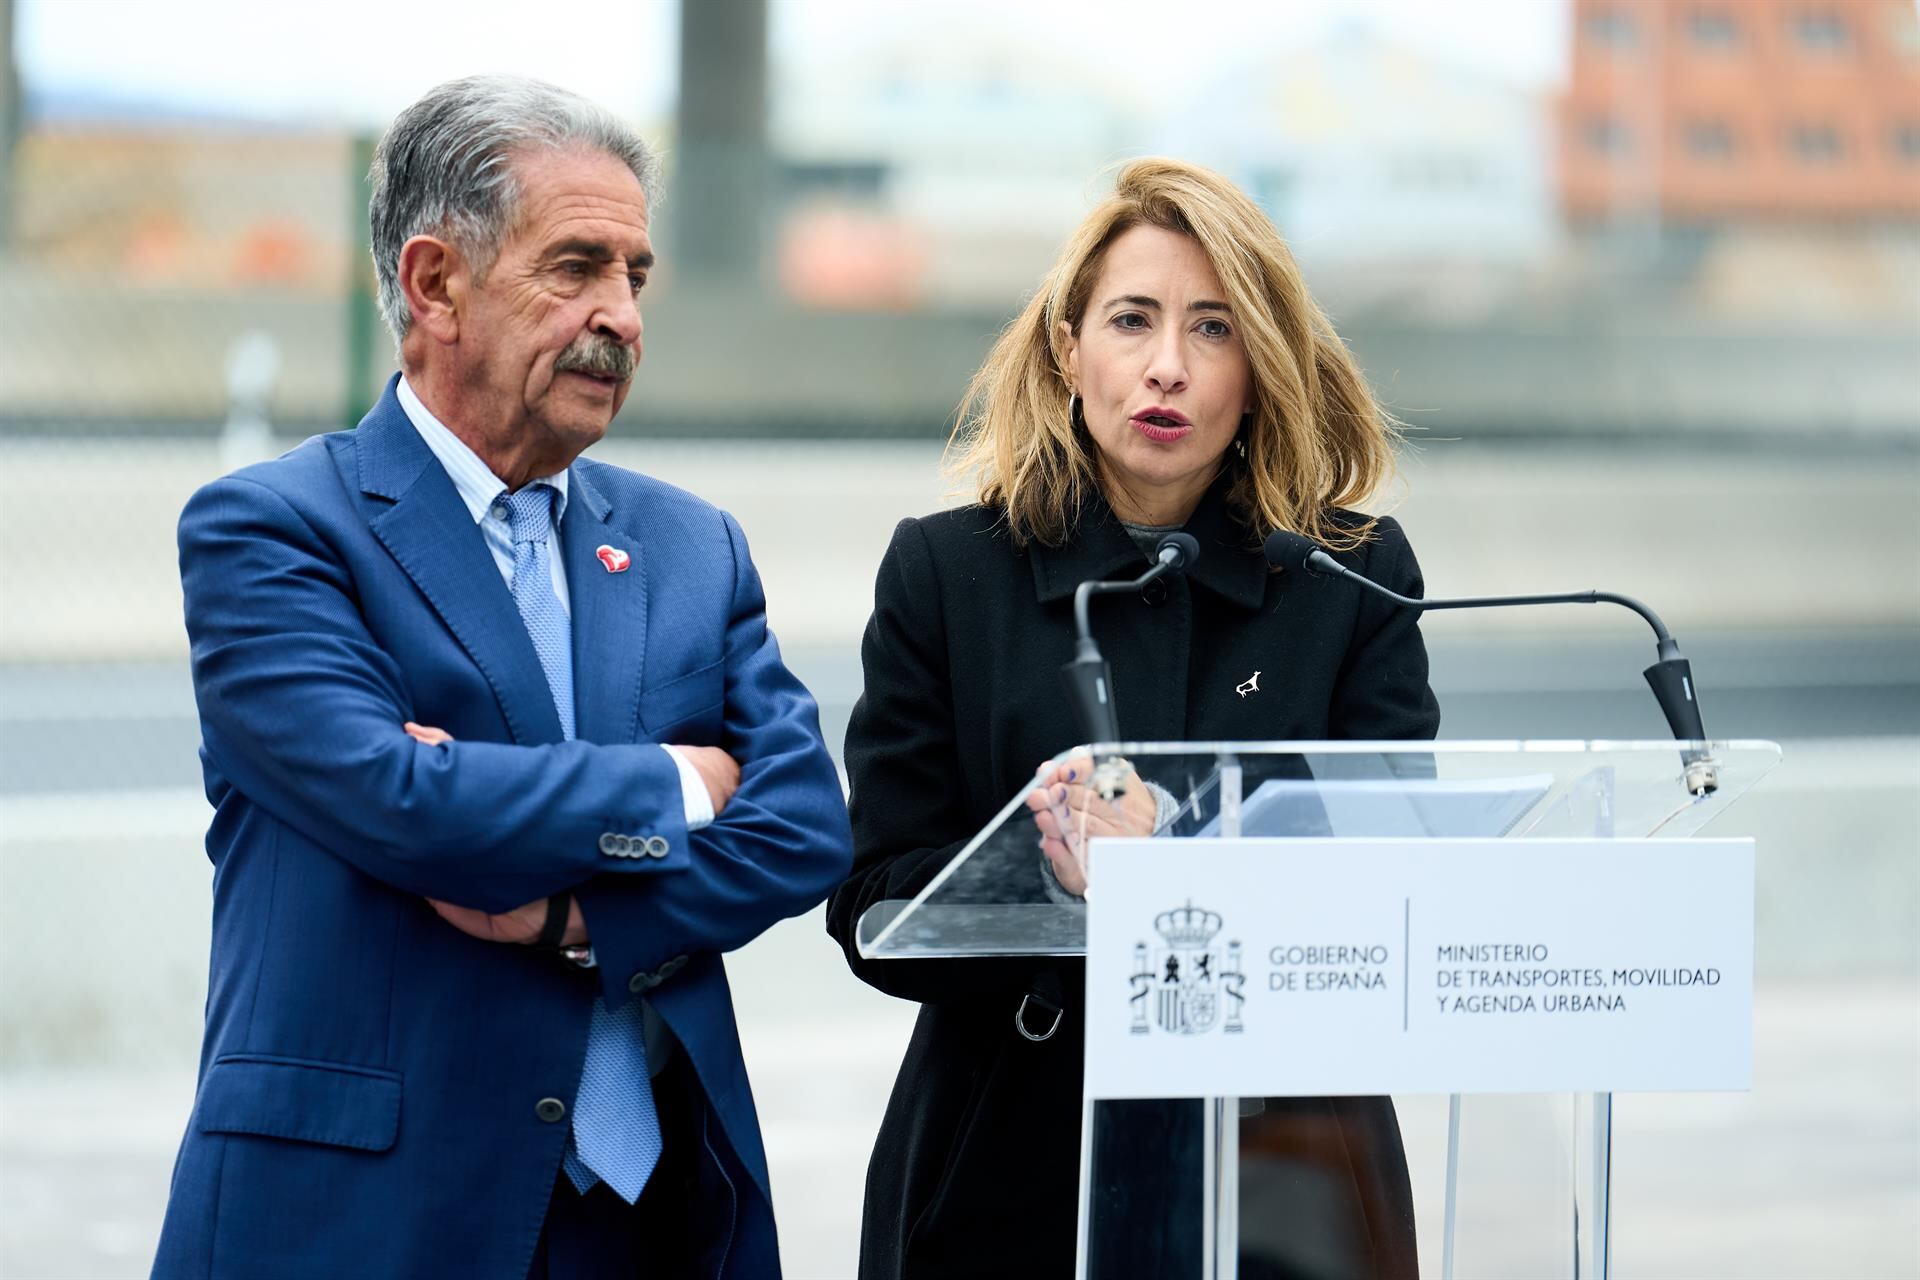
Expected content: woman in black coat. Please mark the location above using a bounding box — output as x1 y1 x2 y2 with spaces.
825 159 1441 1280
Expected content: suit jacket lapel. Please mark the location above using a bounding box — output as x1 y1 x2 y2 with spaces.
354 379 567 746
562 464 648 745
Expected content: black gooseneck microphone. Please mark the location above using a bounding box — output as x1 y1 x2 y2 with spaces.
1061 532 1201 795
1264 530 1719 796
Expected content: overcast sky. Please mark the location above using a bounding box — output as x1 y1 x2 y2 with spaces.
18 0 1571 127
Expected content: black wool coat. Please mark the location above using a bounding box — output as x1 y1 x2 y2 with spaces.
825 476 1442 1280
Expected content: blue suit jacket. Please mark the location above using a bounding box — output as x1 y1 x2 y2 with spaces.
152 379 852 1278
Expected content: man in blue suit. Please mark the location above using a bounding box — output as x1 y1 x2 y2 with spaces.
152 76 853 1279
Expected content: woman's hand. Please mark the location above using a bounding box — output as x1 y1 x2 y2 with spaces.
1024 753 1157 896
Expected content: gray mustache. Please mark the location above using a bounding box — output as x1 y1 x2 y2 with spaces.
555 336 637 382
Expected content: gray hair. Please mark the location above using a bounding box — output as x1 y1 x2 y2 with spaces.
369 74 663 346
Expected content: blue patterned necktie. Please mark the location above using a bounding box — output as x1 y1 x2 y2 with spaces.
503 484 662 1205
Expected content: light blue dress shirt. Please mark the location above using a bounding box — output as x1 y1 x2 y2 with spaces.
396 376 713 829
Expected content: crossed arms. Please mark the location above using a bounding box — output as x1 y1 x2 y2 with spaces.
180 473 852 1005
405 721 740 948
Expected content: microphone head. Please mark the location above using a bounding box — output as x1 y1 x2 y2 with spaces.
1263 529 1326 573
1155 531 1201 569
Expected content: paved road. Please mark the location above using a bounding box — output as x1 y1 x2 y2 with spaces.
4 977 1914 1279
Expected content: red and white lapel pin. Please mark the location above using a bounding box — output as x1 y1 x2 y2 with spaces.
595 544 631 574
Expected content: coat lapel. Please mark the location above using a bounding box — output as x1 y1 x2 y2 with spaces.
1028 493 1142 605
1025 473 1271 744
1028 471 1270 609
561 464 648 745
354 379 567 746
1178 473 1272 610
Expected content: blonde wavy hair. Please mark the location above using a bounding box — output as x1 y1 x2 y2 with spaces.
947 157 1401 551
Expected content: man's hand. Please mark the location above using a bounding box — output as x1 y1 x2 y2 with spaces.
672 744 742 817
427 894 589 946
404 720 590 946
1024 754 1156 896
403 721 452 746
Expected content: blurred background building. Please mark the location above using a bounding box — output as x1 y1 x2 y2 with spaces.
1562 0 1920 226
1 1 1915 1276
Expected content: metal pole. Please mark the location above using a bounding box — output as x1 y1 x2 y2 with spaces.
1208 753 1243 1279
1441 1094 1462 1280
1 0 20 246
1073 1096 1096 1280
344 132 377 427
674 0 769 286
1591 1092 1613 1279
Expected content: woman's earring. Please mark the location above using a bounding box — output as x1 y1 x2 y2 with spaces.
1234 412 1251 456
1067 393 1082 430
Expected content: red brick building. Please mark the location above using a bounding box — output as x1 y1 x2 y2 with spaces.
1560 0 1920 221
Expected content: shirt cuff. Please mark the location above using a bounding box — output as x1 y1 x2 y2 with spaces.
661 745 716 831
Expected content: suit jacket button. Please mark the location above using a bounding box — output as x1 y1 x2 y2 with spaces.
535 1097 566 1123
645 835 670 859
615 835 636 857
628 970 657 993
598 833 621 856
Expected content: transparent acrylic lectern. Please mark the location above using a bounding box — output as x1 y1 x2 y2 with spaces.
855 739 1781 1280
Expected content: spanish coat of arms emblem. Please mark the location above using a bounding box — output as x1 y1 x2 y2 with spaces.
1130 902 1246 1035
